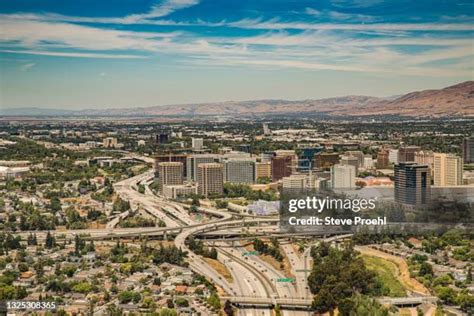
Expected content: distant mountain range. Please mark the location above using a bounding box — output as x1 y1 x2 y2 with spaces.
2 81 473 118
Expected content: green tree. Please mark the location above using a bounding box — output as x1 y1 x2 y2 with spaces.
49 197 62 213
45 231 56 249
435 286 457 304
419 262 434 276
159 308 177 316
307 243 378 314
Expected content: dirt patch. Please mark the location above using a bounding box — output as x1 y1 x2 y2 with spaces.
203 258 233 282
244 243 294 278
356 246 430 295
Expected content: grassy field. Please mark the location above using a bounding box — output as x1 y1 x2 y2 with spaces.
362 255 407 297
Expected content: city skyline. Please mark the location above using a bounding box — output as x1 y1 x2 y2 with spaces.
1 0 473 109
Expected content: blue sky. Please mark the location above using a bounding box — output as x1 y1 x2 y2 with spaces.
1 0 473 109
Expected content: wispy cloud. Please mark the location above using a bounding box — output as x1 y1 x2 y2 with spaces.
227 18 474 31
0 5 472 77
1 49 146 59
122 0 200 23
305 7 377 22
2 0 200 26
19 62 36 71
0 15 177 52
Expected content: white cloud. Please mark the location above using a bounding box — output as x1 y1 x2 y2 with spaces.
228 18 474 31
122 0 200 23
0 11 472 77
5 0 200 25
1 49 146 59
0 15 176 52
305 7 377 22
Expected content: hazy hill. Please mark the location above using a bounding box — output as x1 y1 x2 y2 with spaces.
2 81 473 118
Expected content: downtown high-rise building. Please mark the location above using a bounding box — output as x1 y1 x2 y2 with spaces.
255 162 271 180
156 133 169 144
388 149 399 164
271 155 293 181
191 138 204 150
282 174 316 190
377 149 389 168
262 123 271 135
394 162 431 207
463 135 474 164
261 151 275 162
223 158 256 184
330 164 356 189
363 155 375 169
433 153 463 186
197 163 224 197
155 154 188 178
415 150 434 171
314 152 340 169
158 162 184 190
103 137 118 148
398 145 420 163
340 155 359 175
186 154 221 181
346 151 365 167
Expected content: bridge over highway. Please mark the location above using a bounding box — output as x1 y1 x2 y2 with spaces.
222 295 438 310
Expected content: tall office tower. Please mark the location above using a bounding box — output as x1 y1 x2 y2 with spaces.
314 152 340 169
377 149 389 168
394 162 431 207
255 162 271 180
275 150 297 173
463 135 474 163
155 154 188 178
156 133 169 144
346 151 365 167
103 137 118 148
223 159 256 184
415 150 434 172
363 155 375 169
398 145 420 163
271 156 293 181
433 153 463 186
261 151 275 162
298 147 323 171
186 154 221 181
340 155 359 175
388 149 399 164
158 162 183 190
191 138 204 150
330 164 356 189
197 163 224 197
263 123 271 135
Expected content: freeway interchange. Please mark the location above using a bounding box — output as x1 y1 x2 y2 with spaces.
13 168 353 315
12 167 438 315
15 168 349 315
108 170 352 315
114 171 313 315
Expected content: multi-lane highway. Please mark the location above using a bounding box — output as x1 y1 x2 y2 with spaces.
12 163 351 314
